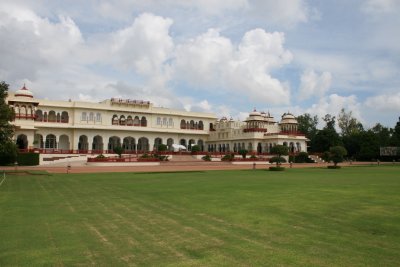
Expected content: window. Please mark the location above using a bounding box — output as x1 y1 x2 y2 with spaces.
163 117 167 126
96 113 101 122
157 117 161 125
89 112 94 121
81 112 87 121
169 118 173 127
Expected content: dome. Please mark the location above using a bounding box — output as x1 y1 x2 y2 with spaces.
265 112 275 122
15 84 34 98
249 108 261 117
280 112 297 124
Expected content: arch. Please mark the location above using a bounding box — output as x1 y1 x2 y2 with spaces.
34 134 44 149
44 112 48 122
257 143 262 154
169 118 173 127
180 119 186 129
198 121 204 130
140 116 147 127
248 142 253 151
78 135 89 151
167 138 174 151
154 137 163 150
81 112 87 121
61 111 69 123
126 116 133 126
59 135 70 150
157 117 161 125
289 142 295 153
197 139 204 151
89 112 94 121
162 117 167 126
108 136 121 151
48 110 56 122
180 139 187 148
112 115 119 125
137 137 149 152
296 142 301 152
233 143 237 152
133 116 140 126
96 113 101 122
188 139 195 151
123 137 136 152
35 110 43 121
16 134 28 149
45 134 57 149
14 105 20 116
189 120 195 129
56 113 61 122
119 115 126 125
20 105 26 116
92 135 104 151
283 142 288 147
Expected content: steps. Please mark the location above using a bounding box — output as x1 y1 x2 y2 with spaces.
308 155 325 163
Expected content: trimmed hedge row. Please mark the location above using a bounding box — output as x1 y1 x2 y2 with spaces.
17 153 40 166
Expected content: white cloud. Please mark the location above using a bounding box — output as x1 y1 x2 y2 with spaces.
365 93 400 112
174 28 292 105
305 94 363 123
298 69 332 100
362 0 400 14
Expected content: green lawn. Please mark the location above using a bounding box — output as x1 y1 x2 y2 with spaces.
1 166 400 266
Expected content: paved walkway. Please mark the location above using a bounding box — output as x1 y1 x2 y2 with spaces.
1 161 389 174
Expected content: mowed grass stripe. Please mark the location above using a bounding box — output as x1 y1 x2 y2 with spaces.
1 166 400 266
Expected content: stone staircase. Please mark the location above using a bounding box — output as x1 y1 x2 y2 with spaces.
308 154 325 163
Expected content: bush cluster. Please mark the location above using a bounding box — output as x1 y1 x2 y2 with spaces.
16 152 39 166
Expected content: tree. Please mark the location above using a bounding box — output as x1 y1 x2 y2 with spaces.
0 81 17 165
313 114 341 152
270 145 289 167
297 113 319 151
329 146 347 167
392 117 400 146
157 144 168 152
338 108 363 137
113 145 123 158
238 149 248 159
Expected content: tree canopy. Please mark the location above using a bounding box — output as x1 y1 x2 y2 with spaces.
0 81 17 165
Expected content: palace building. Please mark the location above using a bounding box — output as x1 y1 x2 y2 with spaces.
7 85 308 154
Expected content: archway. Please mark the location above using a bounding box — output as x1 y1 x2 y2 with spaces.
188 139 195 151
61 111 69 123
167 138 174 151
257 143 262 154
197 140 204 151
35 110 43 121
58 135 70 150
34 134 44 149
16 134 28 149
48 111 56 122
180 139 187 148
92 135 104 151
45 134 57 149
137 137 149 152
108 136 121 151
154 137 163 150
123 137 136 152
78 135 89 151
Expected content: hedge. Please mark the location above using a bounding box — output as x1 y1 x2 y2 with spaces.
17 152 40 166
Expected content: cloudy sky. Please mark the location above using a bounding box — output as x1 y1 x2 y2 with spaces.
1 0 399 127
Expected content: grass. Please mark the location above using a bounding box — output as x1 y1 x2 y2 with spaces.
0 166 399 266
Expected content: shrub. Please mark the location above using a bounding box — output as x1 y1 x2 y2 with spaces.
295 152 311 163
96 154 106 159
329 146 347 167
157 144 168 152
238 149 248 159
190 145 201 154
202 154 211 161
269 166 285 171
250 154 257 159
140 153 150 159
16 152 39 166
221 154 234 161
113 146 123 158
269 156 287 166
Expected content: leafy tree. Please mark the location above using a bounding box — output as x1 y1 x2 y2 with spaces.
0 81 17 165
338 108 363 137
190 145 201 154
329 146 347 167
269 156 287 165
297 113 319 151
238 149 248 159
313 114 341 152
157 144 168 152
392 117 400 146
113 145 123 158
270 145 289 166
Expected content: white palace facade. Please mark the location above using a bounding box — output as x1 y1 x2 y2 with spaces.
7 85 308 154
